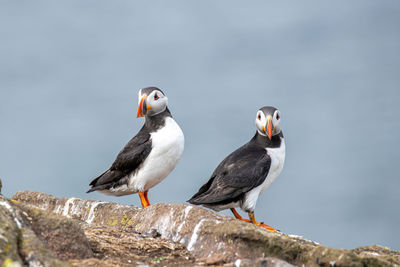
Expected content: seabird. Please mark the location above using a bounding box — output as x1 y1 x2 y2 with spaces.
188 106 285 231
87 87 184 207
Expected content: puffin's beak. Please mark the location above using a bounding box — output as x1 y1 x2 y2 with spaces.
137 95 147 118
266 116 272 140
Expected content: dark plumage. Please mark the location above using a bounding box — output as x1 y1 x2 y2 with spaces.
188 131 282 207
188 106 285 232
87 107 173 193
87 87 184 208
87 127 152 193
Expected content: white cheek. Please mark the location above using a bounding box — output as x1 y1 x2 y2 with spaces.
274 120 281 133
255 118 265 132
147 98 157 107
149 98 168 115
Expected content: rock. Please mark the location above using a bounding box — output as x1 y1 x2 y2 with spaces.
18 226 71 267
0 195 24 266
1 193 84 266
77 225 196 266
16 202 93 261
1 194 95 266
224 258 296 267
11 191 400 266
353 245 400 266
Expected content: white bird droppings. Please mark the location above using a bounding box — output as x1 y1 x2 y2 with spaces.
187 218 206 251
288 234 320 245
0 201 22 228
173 206 193 242
365 251 380 256
183 205 193 217
62 197 77 217
86 201 105 224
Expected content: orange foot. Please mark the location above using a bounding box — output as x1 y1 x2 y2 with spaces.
254 222 278 232
138 191 151 208
249 212 278 232
231 208 278 232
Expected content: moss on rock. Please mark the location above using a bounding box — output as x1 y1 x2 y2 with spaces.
10 191 400 267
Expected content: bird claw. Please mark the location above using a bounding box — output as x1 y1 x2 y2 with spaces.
257 222 278 232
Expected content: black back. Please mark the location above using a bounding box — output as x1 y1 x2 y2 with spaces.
87 108 172 193
188 131 283 205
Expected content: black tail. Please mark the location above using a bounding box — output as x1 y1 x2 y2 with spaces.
86 188 96 193
187 196 201 205
86 184 109 193
87 169 111 193
187 176 215 204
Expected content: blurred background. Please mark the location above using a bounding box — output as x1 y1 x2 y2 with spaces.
1 1 399 250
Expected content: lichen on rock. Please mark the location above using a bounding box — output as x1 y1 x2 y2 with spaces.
5 191 399 266
0 196 23 266
0 189 399 266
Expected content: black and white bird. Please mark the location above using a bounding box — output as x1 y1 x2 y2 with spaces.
188 106 285 231
87 87 184 207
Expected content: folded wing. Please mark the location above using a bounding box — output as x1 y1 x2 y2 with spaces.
87 127 152 193
188 143 271 205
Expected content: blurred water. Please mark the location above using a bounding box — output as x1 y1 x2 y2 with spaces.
1 0 399 250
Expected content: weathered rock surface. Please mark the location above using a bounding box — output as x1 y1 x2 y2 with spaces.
0 189 399 266
0 195 24 266
0 194 71 267
16 201 93 261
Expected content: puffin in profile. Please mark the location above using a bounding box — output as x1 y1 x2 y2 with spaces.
87 87 184 207
188 106 285 231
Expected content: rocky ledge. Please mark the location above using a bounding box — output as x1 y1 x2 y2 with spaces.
0 190 398 266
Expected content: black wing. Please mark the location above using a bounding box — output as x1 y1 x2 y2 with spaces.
87 126 152 193
188 143 271 205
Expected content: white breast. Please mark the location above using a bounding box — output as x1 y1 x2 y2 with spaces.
241 138 285 212
106 117 184 196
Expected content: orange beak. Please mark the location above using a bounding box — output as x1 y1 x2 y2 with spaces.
266 116 272 140
137 95 146 118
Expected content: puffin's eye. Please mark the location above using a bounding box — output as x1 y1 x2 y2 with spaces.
257 114 261 120
154 93 159 100
276 113 280 120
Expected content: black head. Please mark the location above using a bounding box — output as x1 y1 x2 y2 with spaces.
255 106 282 140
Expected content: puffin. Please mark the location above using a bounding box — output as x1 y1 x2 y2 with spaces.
87 87 184 208
188 106 285 231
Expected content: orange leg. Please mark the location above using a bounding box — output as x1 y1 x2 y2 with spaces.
248 212 277 232
230 208 251 223
138 192 150 208
144 191 150 206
